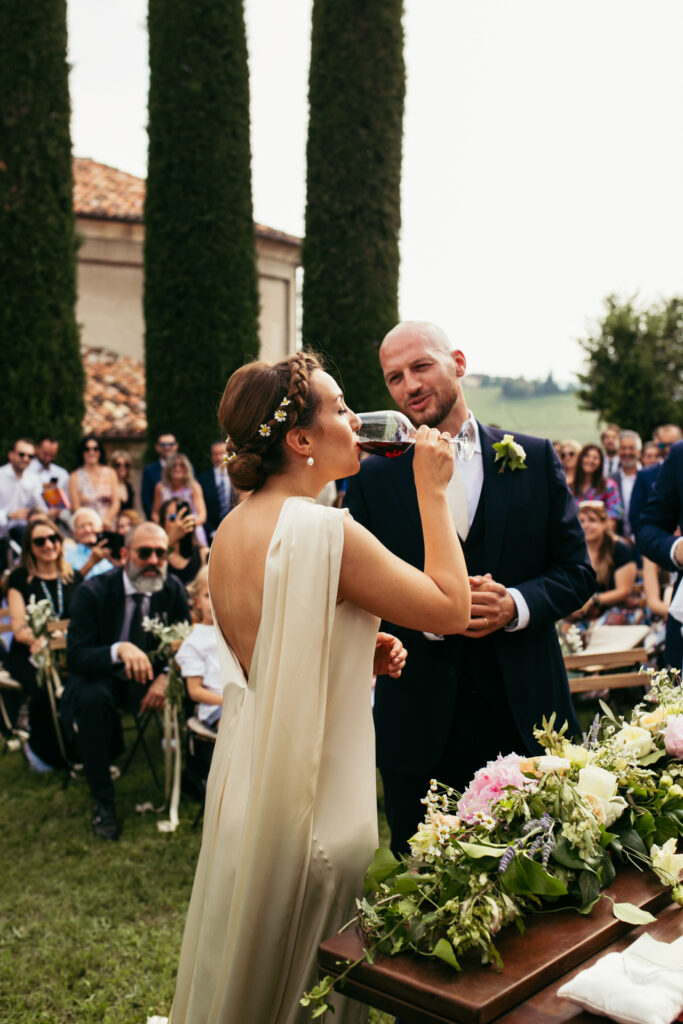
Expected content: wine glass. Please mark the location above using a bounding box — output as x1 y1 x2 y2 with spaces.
357 411 475 461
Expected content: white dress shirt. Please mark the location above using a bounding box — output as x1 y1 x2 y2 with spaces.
0 462 46 535
175 623 223 723
26 458 70 490
426 414 530 637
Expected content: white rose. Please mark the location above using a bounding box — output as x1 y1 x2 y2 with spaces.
562 742 591 768
578 765 618 800
511 440 526 459
651 838 683 886
613 725 654 759
577 765 627 828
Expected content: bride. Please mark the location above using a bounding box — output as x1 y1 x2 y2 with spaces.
168 352 470 1023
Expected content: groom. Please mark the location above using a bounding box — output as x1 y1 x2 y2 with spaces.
345 322 594 853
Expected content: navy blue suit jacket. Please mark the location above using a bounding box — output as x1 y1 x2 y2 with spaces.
198 468 223 540
630 463 665 539
637 442 683 571
345 424 594 776
141 461 163 518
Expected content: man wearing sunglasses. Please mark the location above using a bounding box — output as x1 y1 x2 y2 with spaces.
141 431 179 518
0 439 46 549
63 522 190 839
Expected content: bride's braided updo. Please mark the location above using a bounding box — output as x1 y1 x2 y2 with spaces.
218 351 324 491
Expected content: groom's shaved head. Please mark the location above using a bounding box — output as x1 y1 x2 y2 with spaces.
380 321 453 358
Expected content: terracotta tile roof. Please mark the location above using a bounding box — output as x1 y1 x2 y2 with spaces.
73 157 301 245
82 347 147 439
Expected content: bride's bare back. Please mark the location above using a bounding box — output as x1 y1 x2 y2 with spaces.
208 495 287 678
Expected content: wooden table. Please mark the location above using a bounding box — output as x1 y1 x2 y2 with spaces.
318 867 675 1023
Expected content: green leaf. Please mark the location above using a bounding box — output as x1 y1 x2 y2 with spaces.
396 899 417 918
612 902 657 926
578 869 601 910
634 810 655 840
457 841 507 859
433 938 460 970
502 854 568 896
365 847 400 892
613 828 648 857
551 835 595 872
654 815 680 845
640 748 666 766
393 873 420 893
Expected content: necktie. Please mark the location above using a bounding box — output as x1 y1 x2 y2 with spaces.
127 593 147 651
217 472 230 520
447 464 469 540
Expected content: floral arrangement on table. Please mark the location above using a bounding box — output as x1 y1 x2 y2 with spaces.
302 668 683 1018
142 615 192 833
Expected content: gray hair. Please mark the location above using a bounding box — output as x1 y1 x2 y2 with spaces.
618 430 642 451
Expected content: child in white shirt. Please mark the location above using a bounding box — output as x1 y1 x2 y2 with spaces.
176 567 222 729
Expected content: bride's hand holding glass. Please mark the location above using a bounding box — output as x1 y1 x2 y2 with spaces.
412 425 455 494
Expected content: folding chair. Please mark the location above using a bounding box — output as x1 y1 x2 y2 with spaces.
0 608 24 749
120 709 163 791
565 647 649 694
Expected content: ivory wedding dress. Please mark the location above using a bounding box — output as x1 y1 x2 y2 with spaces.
169 497 379 1023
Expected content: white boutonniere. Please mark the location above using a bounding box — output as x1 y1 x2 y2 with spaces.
492 433 527 474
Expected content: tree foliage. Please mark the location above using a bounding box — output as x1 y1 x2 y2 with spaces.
145 0 259 470
0 0 84 459
577 295 683 439
303 0 405 411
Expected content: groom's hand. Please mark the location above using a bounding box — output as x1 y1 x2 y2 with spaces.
463 575 516 638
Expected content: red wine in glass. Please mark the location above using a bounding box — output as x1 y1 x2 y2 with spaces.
356 410 475 461
357 439 413 458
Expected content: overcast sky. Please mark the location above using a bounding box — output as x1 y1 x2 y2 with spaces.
67 0 683 382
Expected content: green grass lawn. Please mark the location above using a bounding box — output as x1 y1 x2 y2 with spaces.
0 731 393 1024
470 385 601 445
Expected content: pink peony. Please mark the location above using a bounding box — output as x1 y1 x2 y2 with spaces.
663 715 683 759
457 753 534 823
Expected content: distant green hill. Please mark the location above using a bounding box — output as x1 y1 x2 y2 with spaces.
468 385 601 445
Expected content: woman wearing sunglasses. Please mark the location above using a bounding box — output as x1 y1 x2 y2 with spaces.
69 434 120 529
109 449 135 512
6 517 83 769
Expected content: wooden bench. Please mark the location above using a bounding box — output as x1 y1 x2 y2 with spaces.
565 647 648 694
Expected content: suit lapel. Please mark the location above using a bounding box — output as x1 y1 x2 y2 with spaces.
108 569 126 643
479 423 512 576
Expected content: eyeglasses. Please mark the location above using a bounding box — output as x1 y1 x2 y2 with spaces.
84 444 100 452
32 534 60 547
560 451 576 460
158 441 176 449
133 546 168 560
656 442 670 450
16 451 33 459
113 461 129 468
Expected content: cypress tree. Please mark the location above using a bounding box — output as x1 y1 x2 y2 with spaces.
303 0 405 411
145 0 260 471
0 0 84 459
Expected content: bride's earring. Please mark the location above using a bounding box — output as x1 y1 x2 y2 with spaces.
306 447 314 467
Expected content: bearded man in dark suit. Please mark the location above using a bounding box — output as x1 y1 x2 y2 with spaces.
345 322 594 853
63 522 190 839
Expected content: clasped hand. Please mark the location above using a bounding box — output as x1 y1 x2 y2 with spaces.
374 632 408 678
463 574 516 638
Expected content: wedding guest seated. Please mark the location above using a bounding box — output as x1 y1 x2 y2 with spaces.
69 435 119 530
159 498 208 588
6 517 83 768
197 440 234 541
564 500 640 635
175 567 222 785
641 441 660 468
569 443 624 530
558 439 581 488
0 438 46 547
62 522 191 839
64 508 115 579
115 508 142 539
152 453 208 546
26 437 70 529
110 449 135 512
141 431 178 518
